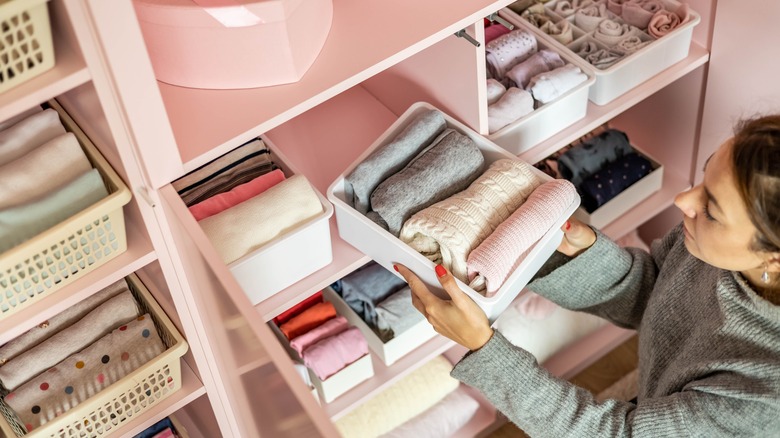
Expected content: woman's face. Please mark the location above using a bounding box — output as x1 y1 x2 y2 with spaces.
673 139 765 272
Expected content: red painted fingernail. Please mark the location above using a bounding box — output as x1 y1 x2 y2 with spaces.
435 264 447 278
393 264 399 272
565 220 571 231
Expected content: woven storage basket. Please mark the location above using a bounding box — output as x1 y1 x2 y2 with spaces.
0 100 132 320
0 0 55 93
0 273 189 437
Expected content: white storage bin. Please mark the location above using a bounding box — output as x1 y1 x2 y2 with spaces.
269 320 374 404
572 143 663 229
326 102 579 321
501 0 700 105
486 16 595 155
322 286 437 367
216 136 334 305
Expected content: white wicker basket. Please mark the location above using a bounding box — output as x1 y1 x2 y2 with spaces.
0 0 55 93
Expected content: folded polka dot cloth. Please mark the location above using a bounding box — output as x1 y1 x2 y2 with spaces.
5 314 165 432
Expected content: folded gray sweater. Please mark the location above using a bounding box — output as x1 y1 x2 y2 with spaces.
452 225 780 437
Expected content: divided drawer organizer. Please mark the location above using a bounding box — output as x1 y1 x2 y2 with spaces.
0 100 131 319
502 0 700 104
0 274 189 437
486 15 595 155
327 102 579 321
0 0 56 94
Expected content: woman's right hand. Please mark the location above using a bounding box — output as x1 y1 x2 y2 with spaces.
558 217 597 257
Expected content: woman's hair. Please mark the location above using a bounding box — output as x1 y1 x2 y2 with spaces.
731 115 780 297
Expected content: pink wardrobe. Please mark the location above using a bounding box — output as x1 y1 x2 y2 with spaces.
1 0 778 436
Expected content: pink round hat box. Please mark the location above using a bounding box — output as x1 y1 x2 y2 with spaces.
133 0 333 89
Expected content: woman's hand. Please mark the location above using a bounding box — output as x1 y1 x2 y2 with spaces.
394 263 494 351
558 217 597 257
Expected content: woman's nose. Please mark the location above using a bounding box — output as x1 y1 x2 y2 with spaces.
674 187 698 218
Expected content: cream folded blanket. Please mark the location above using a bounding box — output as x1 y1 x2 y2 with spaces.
199 174 323 264
400 159 541 283
487 87 535 134
0 108 65 166
0 132 92 210
335 355 459 438
380 386 480 438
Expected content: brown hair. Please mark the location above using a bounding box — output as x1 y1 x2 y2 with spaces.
731 115 780 300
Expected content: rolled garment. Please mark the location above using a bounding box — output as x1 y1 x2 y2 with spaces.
199 174 323 264
593 19 641 46
301 326 368 380
344 109 446 214
540 19 574 44
0 168 108 252
552 0 575 17
579 152 653 212
375 288 425 342
606 0 629 16
557 128 633 187
520 4 553 28
289 315 349 356
380 387 480 438
369 129 485 236
0 291 139 391
0 132 92 210
507 0 539 14
622 0 664 29
585 48 624 69
338 262 407 328
527 64 588 104
485 29 538 80
399 159 541 283
188 168 285 221
493 294 608 362
272 291 323 326
0 108 65 166
467 180 579 294
278 301 337 340
335 356 459 438
0 279 128 366
487 88 535 133
575 40 601 58
506 49 565 89
574 2 608 32
485 78 507 105
648 3 691 38
6 315 165 432
614 35 650 54
0 105 43 132
484 23 511 44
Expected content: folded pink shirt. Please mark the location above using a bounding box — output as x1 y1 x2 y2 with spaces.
189 169 285 221
301 326 368 380
290 315 350 356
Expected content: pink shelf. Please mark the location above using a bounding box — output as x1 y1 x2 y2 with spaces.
160 0 517 175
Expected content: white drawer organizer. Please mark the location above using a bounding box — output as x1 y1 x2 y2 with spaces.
502 0 700 105
327 102 579 321
487 15 595 155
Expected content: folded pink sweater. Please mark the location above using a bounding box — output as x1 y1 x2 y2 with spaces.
189 169 285 221
289 315 349 356
301 326 368 380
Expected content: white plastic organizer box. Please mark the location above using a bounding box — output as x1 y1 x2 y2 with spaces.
327 102 579 321
226 136 334 305
501 0 700 105
487 16 594 155
0 274 189 437
0 101 131 320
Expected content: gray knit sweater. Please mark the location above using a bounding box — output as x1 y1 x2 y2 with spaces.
452 225 780 437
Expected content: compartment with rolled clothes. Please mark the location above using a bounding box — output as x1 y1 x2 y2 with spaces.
327 103 580 321
172 135 334 305
483 15 594 154
269 292 373 403
503 0 701 104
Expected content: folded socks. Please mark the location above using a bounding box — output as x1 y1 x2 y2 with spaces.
622 0 664 29
485 29 538 80
648 3 691 38
594 19 641 47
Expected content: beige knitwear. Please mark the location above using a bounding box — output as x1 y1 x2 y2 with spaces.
399 159 541 283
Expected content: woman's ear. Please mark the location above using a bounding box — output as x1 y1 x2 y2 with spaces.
765 253 780 273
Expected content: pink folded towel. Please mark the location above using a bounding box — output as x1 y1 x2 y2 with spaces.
189 169 285 221
467 179 578 294
506 49 565 89
622 0 664 29
289 315 349 356
0 108 65 167
301 326 368 380
648 3 691 38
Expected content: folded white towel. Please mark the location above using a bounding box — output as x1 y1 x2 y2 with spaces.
0 108 65 166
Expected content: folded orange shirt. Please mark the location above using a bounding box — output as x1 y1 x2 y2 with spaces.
273 291 323 326
279 301 337 340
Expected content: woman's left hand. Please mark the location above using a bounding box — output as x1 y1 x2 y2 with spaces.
394 264 494 351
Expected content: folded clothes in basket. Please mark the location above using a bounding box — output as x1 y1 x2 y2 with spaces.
579 152 653 212
399 159 541 283
575 2 610 32
6 314 165 432
527 64 589 104
289 315 349 356
487 87 535 133
467 180 579 294
301 326 368 380
189 168 285 221
540 19 574 44
506 49 565 89
279 301 337 340
0 108 65 167
648 3 691 38
622 0 664 29
594 19 643 46
557 128 633 187
380 386 479 438
485 28 538 79
486 78 507 105
375 288 424 342
336 262 407 328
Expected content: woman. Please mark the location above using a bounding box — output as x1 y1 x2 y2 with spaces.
394 115 780 436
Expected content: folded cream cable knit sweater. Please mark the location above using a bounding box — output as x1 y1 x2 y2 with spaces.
399 159 541 283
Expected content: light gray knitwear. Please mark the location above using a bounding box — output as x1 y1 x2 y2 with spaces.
344 109 446 214
452 225 780 437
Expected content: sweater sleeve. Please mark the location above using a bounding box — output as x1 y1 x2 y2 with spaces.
451 331 778 438
526 225 682 329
